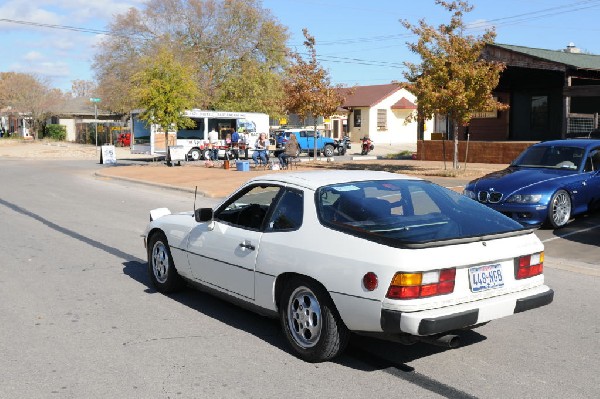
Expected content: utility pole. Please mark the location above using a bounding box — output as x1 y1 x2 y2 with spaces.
90 97 101 148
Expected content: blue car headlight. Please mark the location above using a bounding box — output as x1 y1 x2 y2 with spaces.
506 194 543 204
463 189 476 199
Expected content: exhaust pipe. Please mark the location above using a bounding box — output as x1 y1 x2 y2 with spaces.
418 334 460 348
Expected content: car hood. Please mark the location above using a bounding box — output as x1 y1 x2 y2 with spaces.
469 166 577 193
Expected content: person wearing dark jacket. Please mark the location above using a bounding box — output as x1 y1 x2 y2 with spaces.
278 134 300 169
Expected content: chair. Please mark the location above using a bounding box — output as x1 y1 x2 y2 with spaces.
361 198 393 220
287 156 301 169
335 195 392 222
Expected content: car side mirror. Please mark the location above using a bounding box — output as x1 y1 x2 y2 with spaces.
195 207 213 223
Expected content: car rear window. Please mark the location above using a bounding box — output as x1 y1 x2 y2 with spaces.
316 179 526 247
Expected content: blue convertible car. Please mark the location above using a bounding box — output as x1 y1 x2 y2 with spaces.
463 139 600 228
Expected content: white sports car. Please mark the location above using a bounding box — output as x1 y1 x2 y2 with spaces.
143 170 553 362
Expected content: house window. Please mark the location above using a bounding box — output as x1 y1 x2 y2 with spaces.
377 109 387 130
531 96 548 132
354 110 361 127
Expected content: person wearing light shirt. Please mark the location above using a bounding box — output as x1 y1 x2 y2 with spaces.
208 128 219 160
252 132 268 166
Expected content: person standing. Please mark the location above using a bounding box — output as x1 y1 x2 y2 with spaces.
231 128 240 160
278 134 300 169
208 128 219 160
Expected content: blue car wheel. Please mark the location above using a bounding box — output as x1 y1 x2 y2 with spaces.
548 190 571 229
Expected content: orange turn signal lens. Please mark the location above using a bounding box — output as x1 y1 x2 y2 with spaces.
391 273 422 286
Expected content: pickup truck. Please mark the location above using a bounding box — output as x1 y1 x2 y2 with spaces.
275 129 336 157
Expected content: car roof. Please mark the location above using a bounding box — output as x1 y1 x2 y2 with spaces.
245 170 421 190
536 139 599 148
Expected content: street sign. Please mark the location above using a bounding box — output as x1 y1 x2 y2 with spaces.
90 97 101 103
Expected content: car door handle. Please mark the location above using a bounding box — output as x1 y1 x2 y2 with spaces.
239 241 255 251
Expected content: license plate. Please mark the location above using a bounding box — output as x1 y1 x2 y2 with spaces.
468 264 504 293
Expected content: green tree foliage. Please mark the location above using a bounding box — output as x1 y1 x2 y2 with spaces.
93 0 288 115
131 46 200 147
284 29 347 160
402 0 507 168
45 124 67 141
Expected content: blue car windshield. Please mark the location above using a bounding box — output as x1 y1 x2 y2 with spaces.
316 180 526 247
512 145 584 170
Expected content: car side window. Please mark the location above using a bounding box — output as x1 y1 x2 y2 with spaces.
215 185 281 230
584 148 600 172
266 189 304 231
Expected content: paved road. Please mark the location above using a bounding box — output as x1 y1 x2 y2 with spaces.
1 159 599 398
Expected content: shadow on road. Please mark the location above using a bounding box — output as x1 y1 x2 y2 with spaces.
122 259 487 375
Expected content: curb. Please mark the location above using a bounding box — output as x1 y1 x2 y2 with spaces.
94 171 215 197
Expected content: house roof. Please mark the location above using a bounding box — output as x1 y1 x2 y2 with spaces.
53 97 115 117
338 83 403 108
391 97 417 110
491 43 600 70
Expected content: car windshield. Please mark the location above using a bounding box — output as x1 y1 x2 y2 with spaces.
511 145 584 170
316 180 526 247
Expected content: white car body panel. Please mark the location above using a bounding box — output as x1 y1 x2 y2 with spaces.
187 221 260 299
144 170 553 339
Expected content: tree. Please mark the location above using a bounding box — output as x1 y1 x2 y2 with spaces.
70 80 97 98
93 0 288 115
0 72 66 139
284 29 347 161
130 46 199 154
402 0 507 169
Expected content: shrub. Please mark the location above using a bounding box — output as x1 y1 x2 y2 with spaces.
45 124 67 141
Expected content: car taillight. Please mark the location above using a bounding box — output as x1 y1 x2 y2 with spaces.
386 268 456 300
516 252 544 279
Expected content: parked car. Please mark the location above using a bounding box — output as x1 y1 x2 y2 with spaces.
144 170 553 362
275 129 336 157
463 139 600 228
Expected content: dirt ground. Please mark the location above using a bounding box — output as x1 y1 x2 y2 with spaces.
0 139 508 197
0 139 146 160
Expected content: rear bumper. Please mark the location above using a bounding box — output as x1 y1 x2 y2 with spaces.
381 286 554 336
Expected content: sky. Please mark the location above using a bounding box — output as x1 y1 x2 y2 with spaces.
2 0 600 92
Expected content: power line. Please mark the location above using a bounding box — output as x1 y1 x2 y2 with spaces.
0 17 406 70
0 18 111 35
2 0 600 74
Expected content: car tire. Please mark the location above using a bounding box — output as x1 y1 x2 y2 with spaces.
280 277 349 362
323 144 335 157
189 148 201 161
547 189 571 229
147 232 185 293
